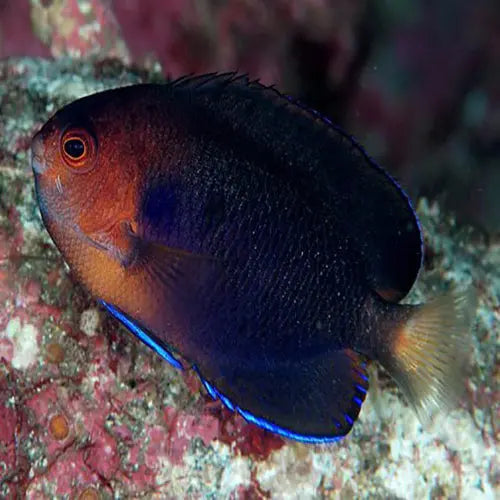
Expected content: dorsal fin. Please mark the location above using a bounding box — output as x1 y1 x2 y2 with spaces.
168 73 423 301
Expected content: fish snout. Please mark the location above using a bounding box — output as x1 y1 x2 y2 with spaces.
31 132 47 174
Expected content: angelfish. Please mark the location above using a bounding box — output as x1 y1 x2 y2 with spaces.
31 74 476 443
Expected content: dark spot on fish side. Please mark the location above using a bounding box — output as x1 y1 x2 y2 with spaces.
142 182 177 232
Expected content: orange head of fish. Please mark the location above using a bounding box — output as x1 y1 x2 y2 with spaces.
30 85 179 307
31 89 150 241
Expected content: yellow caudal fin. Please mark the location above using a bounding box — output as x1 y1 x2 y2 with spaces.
383 287 477 423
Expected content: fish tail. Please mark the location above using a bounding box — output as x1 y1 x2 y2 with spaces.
380 287 477 423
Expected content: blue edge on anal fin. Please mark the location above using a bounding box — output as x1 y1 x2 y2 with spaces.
100 300 360 444
193 366 349 444
99 300 183 370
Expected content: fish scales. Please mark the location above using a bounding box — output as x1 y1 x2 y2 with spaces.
31 73 477 442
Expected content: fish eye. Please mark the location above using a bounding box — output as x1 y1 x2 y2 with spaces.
64 138 85 159
60 128 96 171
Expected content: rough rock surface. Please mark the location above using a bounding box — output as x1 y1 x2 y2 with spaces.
0 57 498 499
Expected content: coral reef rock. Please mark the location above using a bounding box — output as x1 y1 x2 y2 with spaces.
0 57 497 499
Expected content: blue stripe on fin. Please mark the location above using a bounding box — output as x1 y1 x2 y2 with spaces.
201 378 217 400
99 300 183 370
354 370 369 382
237 407 343 444
355 384 367 394
218 392 235 412
344 414 354 425
192 366 343 443
353 397 363 407
194 367 236 411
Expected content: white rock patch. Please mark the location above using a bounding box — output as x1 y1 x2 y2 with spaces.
220 456 251 496
5 317 39 370
80 308 100 337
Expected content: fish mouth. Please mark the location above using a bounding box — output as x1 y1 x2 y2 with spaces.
31 133 47 174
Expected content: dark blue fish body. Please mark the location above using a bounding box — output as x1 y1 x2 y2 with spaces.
32 74 476 443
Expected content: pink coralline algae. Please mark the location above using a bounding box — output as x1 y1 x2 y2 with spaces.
29 0 129 61
0 56 497 500
0 173 287 497
161 408 221 466
0 0 498 495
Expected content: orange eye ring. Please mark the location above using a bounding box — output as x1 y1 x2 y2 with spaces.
60 128 96 171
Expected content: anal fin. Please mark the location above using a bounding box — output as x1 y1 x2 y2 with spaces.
100 300 183 370
194 349 369 443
